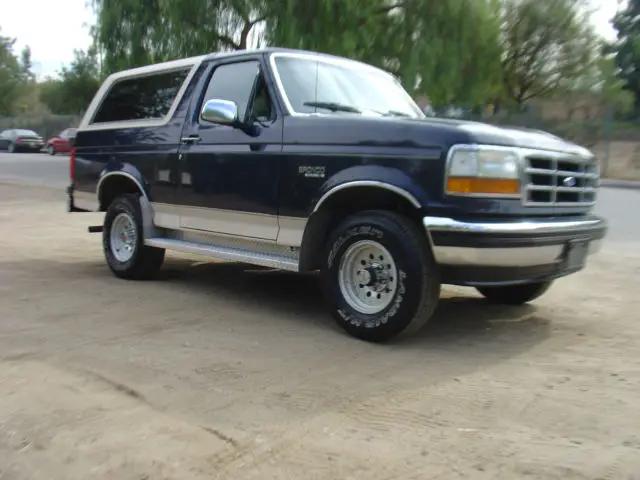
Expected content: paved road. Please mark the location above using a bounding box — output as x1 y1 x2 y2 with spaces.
1 151 638 242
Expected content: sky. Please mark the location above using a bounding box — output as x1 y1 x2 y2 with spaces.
0 0 630 80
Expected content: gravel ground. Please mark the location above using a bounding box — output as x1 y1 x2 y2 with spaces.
0 183 639 480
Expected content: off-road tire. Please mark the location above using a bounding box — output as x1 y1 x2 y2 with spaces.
103 193 165 280
476 281 553 305
321 210 441 342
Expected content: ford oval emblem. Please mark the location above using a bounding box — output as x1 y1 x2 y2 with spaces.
563 176 577 187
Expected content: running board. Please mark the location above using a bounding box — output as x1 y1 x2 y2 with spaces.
144 237 299 272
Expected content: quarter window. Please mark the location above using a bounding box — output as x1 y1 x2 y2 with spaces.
201 61 260 122
92 68 191 124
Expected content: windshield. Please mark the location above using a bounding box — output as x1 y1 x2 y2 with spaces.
271 55 424 119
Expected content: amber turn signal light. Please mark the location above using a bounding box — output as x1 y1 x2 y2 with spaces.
447 177 520 195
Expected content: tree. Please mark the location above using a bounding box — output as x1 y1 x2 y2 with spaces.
20 46 34 81
264 0 503 106
90 0 269 74
610 0 640 113
89 0 505 106
0 26 32 115
39 48 101 115
500 0 600 105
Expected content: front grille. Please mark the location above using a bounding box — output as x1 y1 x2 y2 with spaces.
523 153 599 207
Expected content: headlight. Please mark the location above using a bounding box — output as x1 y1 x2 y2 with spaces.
446 145 521 197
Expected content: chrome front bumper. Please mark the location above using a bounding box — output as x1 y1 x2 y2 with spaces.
423 215 607 285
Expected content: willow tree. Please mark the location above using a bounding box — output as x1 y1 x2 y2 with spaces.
91 0 503 105
263 0 503 106
91 0 270 74
500 0 600 105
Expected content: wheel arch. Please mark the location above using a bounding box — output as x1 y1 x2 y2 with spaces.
97 169 149 212
299 180 428 272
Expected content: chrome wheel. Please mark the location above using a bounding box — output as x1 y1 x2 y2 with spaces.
109 212 137 263
338 240 398 314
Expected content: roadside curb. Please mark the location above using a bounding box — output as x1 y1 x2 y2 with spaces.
600 179 640 190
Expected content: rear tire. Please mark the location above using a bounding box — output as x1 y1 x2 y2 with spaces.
321 210 441 342
476 281 553 305
103 194 165 280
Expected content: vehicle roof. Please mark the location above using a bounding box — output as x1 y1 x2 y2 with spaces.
106 47 381 81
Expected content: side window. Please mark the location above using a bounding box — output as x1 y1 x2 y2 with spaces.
92 68 191 124
201 61 261 122
249 73 275 122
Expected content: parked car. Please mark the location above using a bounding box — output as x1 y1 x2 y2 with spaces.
66 48 608 342
46 128 77 155
0 129 45 153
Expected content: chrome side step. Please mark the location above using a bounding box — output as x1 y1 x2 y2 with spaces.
144 237 299 272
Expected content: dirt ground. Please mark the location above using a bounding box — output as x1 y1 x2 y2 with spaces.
0 183 639 480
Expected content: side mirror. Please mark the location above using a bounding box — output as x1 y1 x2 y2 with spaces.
200 99 239 125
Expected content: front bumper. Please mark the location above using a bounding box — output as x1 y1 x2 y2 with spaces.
423 215 607 286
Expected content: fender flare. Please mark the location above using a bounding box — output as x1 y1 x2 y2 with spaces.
310 164 431 215
96 164 150 210
298 165 431 271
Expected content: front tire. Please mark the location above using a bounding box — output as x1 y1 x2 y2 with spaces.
48 145 55 155
103 194 165 280
8 142 14 153
321 210 441 343
476 281 553 305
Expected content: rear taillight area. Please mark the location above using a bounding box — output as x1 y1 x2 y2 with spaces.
70 147 76 183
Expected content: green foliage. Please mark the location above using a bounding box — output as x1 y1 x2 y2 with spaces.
0 26 33 115
610 0 640 113
90 0 269 74
265 0 503 106
82 0 632 111
39 49 101 115
500 0 600 105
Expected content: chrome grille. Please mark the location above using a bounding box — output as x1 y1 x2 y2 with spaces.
523 153 599 207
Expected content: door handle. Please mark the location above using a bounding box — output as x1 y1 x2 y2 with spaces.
181 135 201 144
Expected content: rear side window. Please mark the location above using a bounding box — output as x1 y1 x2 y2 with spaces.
92 68 191 124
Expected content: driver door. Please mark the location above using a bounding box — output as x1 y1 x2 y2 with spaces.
174 57 283 240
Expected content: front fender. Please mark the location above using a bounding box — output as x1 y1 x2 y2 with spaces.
311 164 432 214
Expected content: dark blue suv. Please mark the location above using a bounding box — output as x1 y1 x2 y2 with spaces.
67 48 608 342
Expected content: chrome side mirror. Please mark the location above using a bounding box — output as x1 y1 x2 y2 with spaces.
200 99 239 125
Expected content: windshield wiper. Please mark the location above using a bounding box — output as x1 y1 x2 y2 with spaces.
380 110 411 117
303 101 361 113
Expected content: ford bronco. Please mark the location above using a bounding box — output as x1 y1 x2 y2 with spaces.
67 48 608 342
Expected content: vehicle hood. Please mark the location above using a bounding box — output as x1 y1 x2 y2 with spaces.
412 117 593 157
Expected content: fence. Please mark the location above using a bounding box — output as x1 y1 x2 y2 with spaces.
432 104 640 181
0 114 82 141
1 107 639 181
